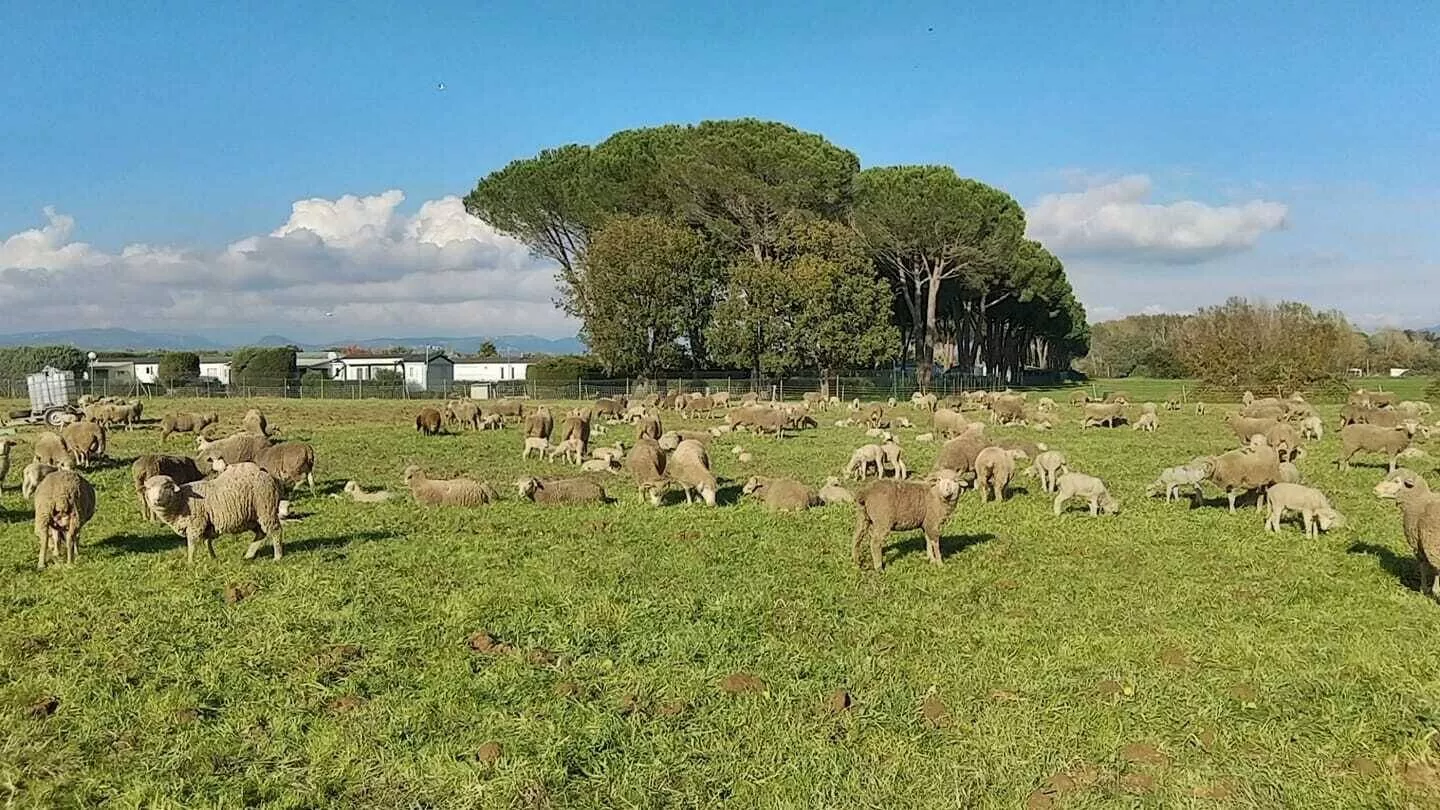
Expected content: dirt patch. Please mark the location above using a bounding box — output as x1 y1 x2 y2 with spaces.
27 695 59 719
989 689 1023 702
476 741 503 764
221 581 257 605
583 520 611 534
1228 682 1259 704
617 694 641 716
16 635 49 655
657 699 687 718
1400 760 1440 792
1195 729 1218 750
467 631 513 655
172 708 200 725
1119 773 1156 794
827 689 853 713
1347 756 1382 777
720 672 766 695
553 680 581 699
327 694 365 713
1120 742 1169 767
920 693 948 728
1095 679 1126 699
1023 791 1054 809
525 648 556 666
994 578 1021 590
1158 647 1190 668
1191 780 1236 799
317 644 363 669
672 530 702 542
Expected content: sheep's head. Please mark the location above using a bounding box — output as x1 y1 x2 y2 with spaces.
402 466 423 485
344 481 361 494
1099 494 1121 515
741 477 765 496
930 477 962 503
515 477 541 498
1374 469 1428 499
143 475 189 515
1317 508 1346 531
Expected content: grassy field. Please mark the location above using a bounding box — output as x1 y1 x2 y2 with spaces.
2 389 1440 808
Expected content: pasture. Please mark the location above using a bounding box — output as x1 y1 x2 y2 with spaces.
2 391 1440 808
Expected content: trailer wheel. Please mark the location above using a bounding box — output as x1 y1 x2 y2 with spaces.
45 408 69 427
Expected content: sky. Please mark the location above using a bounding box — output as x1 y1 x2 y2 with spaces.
2 1 1437 342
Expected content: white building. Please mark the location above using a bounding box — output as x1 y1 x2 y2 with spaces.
335 353 455 392
199 357 232 385
452 359 530 382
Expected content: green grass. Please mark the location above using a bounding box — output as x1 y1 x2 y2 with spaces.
2 392 1440 808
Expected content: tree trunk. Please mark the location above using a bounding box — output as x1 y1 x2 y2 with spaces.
919 270 943 392
820 369 832 400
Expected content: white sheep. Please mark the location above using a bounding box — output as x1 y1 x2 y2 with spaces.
1053 473 1120 516
1299 416 1324 441
146 463 284 564
1132 412 1159 432
845 445 885 480
915 433 934 443
669 439 717 506
879 440 907 479
1263 483 1345 538
1031 450 1069 494
343 481 394 503
1146 464 1206 503
547 437 584 465
818 476 854 505
31 466 96 568
521 437 553 460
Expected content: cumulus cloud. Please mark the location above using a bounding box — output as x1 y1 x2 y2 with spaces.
0 191 577 339
1026 175 1288 262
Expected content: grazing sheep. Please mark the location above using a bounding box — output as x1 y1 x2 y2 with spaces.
243 408 272 437
343 481 394 503
933 431 990 478
1340 405 1404 430
1373 469 1440 599
636 411 662 441
974 446 1024 502
846 444 886 480
1242 401 1289 421
711 392 732 407
990 396 1027 426
523 406 554 440
1069 390 1093 406
160 411 218 443
912 392 938 412
669 439 717 506
932 408 969 437
742 476 820 511
521 436 553 460
146 463 284 563
626 439 668 506
1278 461 1304 484
1031 450 1069 494
449 400 483 430
1163 396 1182 411
1263 483 1345 538
1132 412 1159 432
59 421 106 468
818 476 854 505
851 477 964 570
1338 423 1412 472
31 432 72 469
515 476 611 505
249 442 318 498
560 413 592 458
1228 414 1280 446
1146 464 1206 503
477 413 504 430
483 400 526 420
1300 416 1324 441
1081 402 1124 428
879 440 907 479
196 433 272 473
0 437 15 493
131 454 204 520
659 429 712 450
32 467 97 568
1265 422 1303 461
547 437 584 465
403 466 498 507
1053 473 1121 516
592 397 625 419
415 407 444 436
1199 446 1282 513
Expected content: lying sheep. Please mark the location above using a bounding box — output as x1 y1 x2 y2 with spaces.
915 432 934 443
846 444 885 480
243 408 272 437
415 407 445 436
1031 450 1069 494
1263 483 1345 538
851 477 964 570
1338 423 1411 472
669 439 717 506
403 466 497 507
160 411 217 443
146 463 284 563
131 454 204 521
625 439 668 506
1147 464 1206 503
515 476 611 505
1398 401 1434 418
0 437 15 493
1132 412 1158 432
591 442 627 465
32 467 97 568
818 476 854 505
580 458 620 474
343 481 393 503
1053 472 1120 516
1373 469 1440 599
742 476 820 511
1036 397 1057 413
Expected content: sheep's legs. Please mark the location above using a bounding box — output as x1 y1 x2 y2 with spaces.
925 529 943 565
1226 491 1238 513
869 528 886 571
850 515 869 568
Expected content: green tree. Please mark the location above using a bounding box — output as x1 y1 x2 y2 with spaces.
230 347 298 389
477 341 499 359
0 346 87 381
1179 298 1352 391
372 368 404 386
853 166 1025 389
157 352 201 388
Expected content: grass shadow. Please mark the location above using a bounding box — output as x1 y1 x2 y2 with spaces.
286 530 399 553
98 532 180 555
1347 541 1422 592
885 532 995 565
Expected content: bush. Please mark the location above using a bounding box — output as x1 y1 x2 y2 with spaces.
231 347 297 388
158 352 200 388
0 346 87 381
530 355 604 383
372 369 404 385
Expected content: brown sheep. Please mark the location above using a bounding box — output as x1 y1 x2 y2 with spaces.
974 446 1024 502
1081 402 1124 428
32 468 97 568
1338 424 1412 472
60 421 106 467
1373 469 1440 599
851 477 964 570
636 411 662 441
523 406 553 440
515 476 611 505
160 411 218 443
415 407 444 436
131 454 204 521
625 439 668 506
742 476 820 511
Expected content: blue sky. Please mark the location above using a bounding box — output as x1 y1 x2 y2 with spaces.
2 1 1437 340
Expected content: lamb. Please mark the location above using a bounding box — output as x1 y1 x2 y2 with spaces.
1052 472 1121 516
547 437 585 465
1132 412 1158 432
974 446 1024 502
415 407 444 436
915 432 934 443
31 432 72 469
1263 483 1345 538
1299 416 1324 441
521 436 553 460
636 412 662 441
160 411 217 443
1146 463 1207 503
59 421 106 468
1338 423 1412 472
878 440 907 479
580 458 620 474
196 433 272 473
591 442 627 465
1081 402 1124 428
1373 469 1440 598
0 437 15 493
21 461 58 502
931 408 969 437
478 413 504 430
131 454 204 520
403 466 498 507
1199 446 1282 513
145 463 284 563
668 439 717 506
1031 450 1069 494
818 476 854 505
343 481 394 503
523 406 554 440
626 439 668 506
851 477 964 570
32 467 97 568
243 408 272 437
846 444 886 480
515 476 611 505
742 476 820 511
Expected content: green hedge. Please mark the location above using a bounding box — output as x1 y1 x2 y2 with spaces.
231 347 297 387
158 352 201 388
0 345 87 381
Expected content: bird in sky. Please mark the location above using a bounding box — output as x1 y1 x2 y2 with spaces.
436 82 446 91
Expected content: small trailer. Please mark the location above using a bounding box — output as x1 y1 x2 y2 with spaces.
4 366 82 427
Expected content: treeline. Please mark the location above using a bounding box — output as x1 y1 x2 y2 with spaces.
466 118 1088 389
1079 298 1440 389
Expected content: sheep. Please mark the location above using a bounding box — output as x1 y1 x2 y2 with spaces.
659 429 712 451
196 433 272 473
145 463 283 563
59 421 106 468
915 432 935 443
515 476 611 505
1242 401 1289 421
1338 423 1412 472
1199 446 1282 513
1300 416 1324 441
1341 405 1404 430
32 467 96 568
1081 402 1124 428
523 406 554 439
1196 402 1207 415
1146 464 1207 503
592 397 625 419
1265 422 1303 461
1263 483 1345 538
1163 396 1182 411
0 437 15 493
636 411 662 441
1398 401 1434 418
403 466 497 507
737 451 754 463
1031 450 1069 494
850 477 964 570
131 454 204 520
846 444 886 480
932 408 969 437
547 437 585 465
243 408 272 437
32 432 72 469
560 413 592 458
249 442 318 498
1278 461 1304 484
1132 412 1159 432
483 400 525 420
1227 414 1280 445
21 461 58 502
160 411 217 443
742 476 820 511
912 392 938 412
591 442 627 465
1373 469 1440 598
669 439 717 506
449 400 483 430
1069 390 1093 405
933 431 990 478
521 436 553 460
580 458 620 474
879 440 907 479
626 439 668 506
1036 397 1057 413
343 481 394 503
974 446 1024 502
990 396 1027 426
1052 473 1121 517
415 407 444 436
711 392 732 407
818 476 854 506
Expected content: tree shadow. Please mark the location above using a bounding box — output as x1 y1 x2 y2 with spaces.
884 532 995 566
1347 541 1423 592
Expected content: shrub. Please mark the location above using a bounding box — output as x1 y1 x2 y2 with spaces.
231 347 298 388
157 352 200 388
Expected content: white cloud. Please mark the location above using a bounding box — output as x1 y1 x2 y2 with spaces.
0 191 577 340
1026 175 1288 262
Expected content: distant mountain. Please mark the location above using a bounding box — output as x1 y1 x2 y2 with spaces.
0 328 223 351
254 334 303 347
336 335 585 356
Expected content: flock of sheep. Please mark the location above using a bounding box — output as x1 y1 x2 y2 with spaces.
2 387 1438 595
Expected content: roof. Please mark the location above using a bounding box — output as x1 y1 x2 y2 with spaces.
338 354 453 364
451 356 531 364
